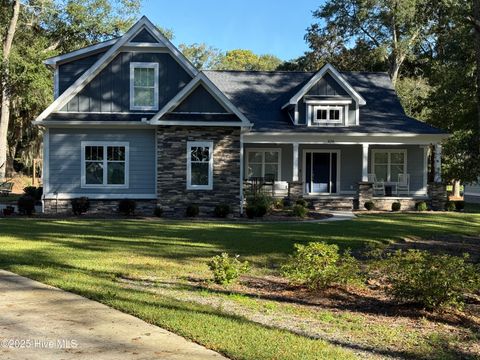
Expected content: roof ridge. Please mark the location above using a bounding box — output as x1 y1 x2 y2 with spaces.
203 70 315 74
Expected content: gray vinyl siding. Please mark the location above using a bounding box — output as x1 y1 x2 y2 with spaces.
173 85 229 113
58 52 106 94
244 144 426 194
48 128 156 196
61 52 192 113
369 145 426 193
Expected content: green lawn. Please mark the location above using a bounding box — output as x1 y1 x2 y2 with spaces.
0 213 478 359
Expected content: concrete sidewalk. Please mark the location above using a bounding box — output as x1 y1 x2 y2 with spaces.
0 270 226 360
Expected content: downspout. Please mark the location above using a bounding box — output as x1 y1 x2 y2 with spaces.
239 130 244 215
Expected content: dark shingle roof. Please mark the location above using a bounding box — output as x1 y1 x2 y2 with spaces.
204 70 445 134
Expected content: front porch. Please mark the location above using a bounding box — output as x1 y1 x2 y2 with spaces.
242 140 444 210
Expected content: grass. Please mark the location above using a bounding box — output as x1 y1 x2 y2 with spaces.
0 212 478 359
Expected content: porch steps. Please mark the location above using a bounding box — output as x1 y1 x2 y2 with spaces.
307 197 355 211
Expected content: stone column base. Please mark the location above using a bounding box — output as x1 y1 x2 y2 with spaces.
428 182 447 211
356 181 373 210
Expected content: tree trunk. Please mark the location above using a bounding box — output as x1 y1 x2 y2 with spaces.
474 0 480 151
0 0 21 179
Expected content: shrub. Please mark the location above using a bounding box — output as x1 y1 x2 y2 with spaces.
364 201 374 211
282 242 362 290
17 195 35 216
23 186 43 201
415 201 428 212
214 203 230 218
273 199 284 209
292 204 308 218
207 253 249 285
245 193 272 218
186 204 199 217
445 201 456 212
383 250 480 310
154 206 163 217
391 202 401 212
118 199 136 215
296 198 308 207
71 197 90 215
455 201 465 212
282 197 292 207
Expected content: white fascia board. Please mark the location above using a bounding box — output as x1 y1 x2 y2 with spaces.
32 120 153 128
43 38 118 67
44 193 156 200
243 132 449 144
157 121 246 127
35 16 199 123
150 72 252 126
281 63 367 109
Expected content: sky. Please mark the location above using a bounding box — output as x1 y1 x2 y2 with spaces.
141 0 322 61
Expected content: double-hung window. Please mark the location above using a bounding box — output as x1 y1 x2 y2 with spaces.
372 149 406 182
246 149 281 180
130 62 159 110
81 142 129 188
187 141 213 190
312 106 343 124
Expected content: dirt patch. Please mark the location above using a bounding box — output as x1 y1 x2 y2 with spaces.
388 234 480 262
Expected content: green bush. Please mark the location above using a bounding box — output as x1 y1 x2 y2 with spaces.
154 206 163 217
71 197 90 215
186 204 199 217
282 197 292 207
292 204 308 218
383 250 480 309
455 201 465 212
364 201 375 211
445 201 456 212
214 203 230 218
207 253 249 285
282 242 362 290
415 201 428 212
245 194 272 218
17 195 35 215
118 199 136 215
23 186 43 201
273 199 284 209
296 199 308 207
391 202 401 212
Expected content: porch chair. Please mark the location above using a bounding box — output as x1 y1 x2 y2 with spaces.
368 173 385 196
396 173 410 196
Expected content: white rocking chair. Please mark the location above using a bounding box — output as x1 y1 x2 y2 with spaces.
396 174 410 196
368 173 385 196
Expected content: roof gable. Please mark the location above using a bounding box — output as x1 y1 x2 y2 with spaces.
150 72 251 126
36 16 198 122
282 64 366 109
131 28 158 43
172 84 230 113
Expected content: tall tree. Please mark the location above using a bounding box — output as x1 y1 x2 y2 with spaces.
303 0 434 83
179 43 221 70
0 0 21 179
214 49 282 71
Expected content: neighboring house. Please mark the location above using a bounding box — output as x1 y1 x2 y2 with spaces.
34 16 449 215
465 182 480 204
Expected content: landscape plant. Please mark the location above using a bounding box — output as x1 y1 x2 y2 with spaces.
208 253 250 285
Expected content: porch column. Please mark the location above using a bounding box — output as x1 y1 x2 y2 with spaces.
362 143 369 182
292 143 299 181
434 143 442 182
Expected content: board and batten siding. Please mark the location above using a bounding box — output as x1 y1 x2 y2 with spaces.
60 52 192 114
47 128 156 196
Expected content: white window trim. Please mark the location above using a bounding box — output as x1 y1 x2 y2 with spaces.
187 141 214 190
81 141 129 188
302 149 341 195
371 149 407 183
129 62 159 111
245 148 282 180
311 105 344 125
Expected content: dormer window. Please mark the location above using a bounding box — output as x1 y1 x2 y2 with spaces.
313 106 343 124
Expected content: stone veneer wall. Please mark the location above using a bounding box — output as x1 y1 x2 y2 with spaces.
428 182 447 210
43 199 157 215
156 126 241 217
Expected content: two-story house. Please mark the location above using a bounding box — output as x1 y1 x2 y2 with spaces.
34 16 449 215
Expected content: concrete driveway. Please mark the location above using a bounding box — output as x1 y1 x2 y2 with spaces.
0 270 226 360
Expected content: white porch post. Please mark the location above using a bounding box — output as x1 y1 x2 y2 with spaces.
292 143 299 181
239 132 244 214
362 143 369 182
434 143 442 183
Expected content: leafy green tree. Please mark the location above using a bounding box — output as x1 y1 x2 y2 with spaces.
215 49 282 71
179 43 221 70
